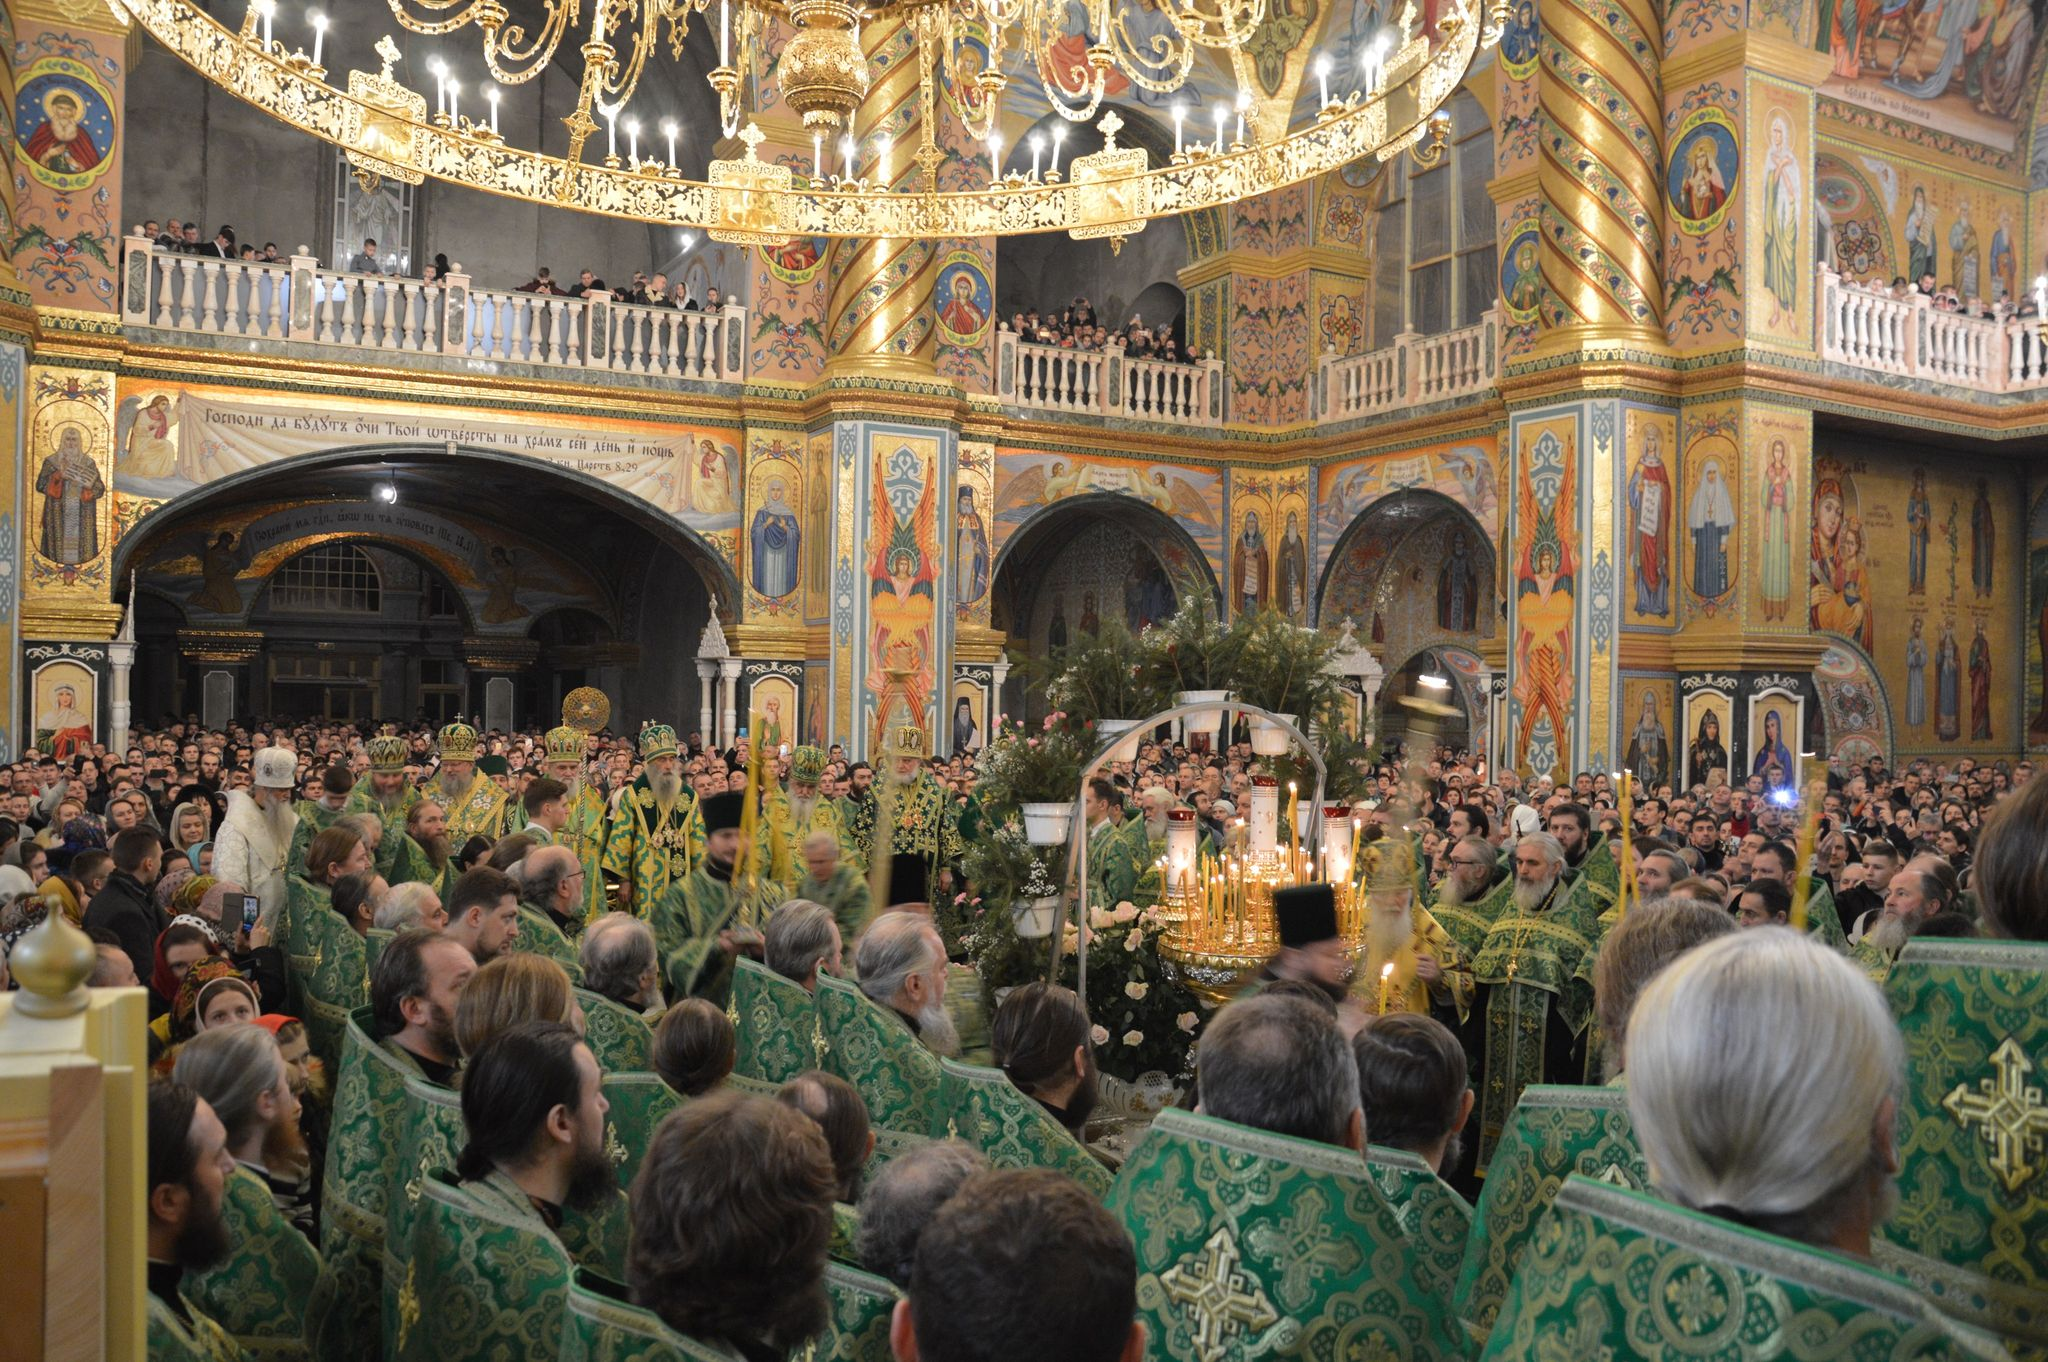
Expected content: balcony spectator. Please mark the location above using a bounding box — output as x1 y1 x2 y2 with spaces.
705 284 724 311
641 272 676 307
347 238 382 273
568 268 606 298
517 267 559 294
262 243 281 262
159 219 181 248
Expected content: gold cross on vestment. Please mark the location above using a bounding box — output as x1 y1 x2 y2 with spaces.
1158 1228 1280 1357
1942 1036 2048 1195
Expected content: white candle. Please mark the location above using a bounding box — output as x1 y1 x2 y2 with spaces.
1029 132 1043 179
487 85 500 135
720 0 730 64
447 79 459 126
1314 54 1329 107
813 131 823 179
1171 104 1185 155
2035 274 2046 316
1235 102 1245 145
430 58 447 115
842 135 855 182
605 107 617 159
988 132 1002 183
1051 125 1066 175
1213 105 1226 153
625 117 639 165
309 10 326 67
663 119 677 167
591 0 606 45
257 0 273 50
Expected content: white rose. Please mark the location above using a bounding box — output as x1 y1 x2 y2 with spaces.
1125 930 1145 952
1176 1011 1199 1033
1125 981 1149 1000
1090 1024 1110 1046
1122 1029 1145 1047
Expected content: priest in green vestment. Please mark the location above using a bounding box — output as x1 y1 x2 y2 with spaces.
791 829 873 945
1083 776 1147 910
537 722 611 922
1468 831 1614 1171
145 1080 253 1362
343 734 422 882
602 724 700 918
1427 833 1514 961
651 789 783 1004
846 725 962 899
426 722 518 854
762 745 847 885
511 843 588 979
288 765 354 879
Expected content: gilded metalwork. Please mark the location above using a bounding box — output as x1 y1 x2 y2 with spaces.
116 0 1492 241
1942 1037 2048 1196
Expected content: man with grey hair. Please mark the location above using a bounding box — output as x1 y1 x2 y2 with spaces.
854 1139 989 1286
1626 930 1902 1256
375 880 446 932
791 831 869 946
763 898 841 992
854 909 958 1057
580 911 662 1012
508 843 584 974
335 811 384 860
1466 830 1609 1173
1196 993 1363 1152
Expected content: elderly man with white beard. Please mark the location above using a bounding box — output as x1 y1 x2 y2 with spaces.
539 721 610 921
1428 832 1514 962
343 732 419 831
847 725 962 901
1465 830 1610 1174
214 747 300 932
432 721 517 851
855 909 961 1058
1355 842 1472 1025
602 724 700 917
763 745 844 885
1847 863 1953 983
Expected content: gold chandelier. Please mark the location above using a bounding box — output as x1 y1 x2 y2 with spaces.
112 0 1497 242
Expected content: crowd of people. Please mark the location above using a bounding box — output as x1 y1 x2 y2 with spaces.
1 706 2038 1359
130 219 729 312
1001 295 1198 362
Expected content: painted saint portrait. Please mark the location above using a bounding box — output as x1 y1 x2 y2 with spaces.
1667 110 1739 236
750 475 802 599
935 253 993 348
13 59 117 191
37 423 105 566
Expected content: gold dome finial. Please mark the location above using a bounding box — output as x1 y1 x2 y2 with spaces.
8 910 96 1018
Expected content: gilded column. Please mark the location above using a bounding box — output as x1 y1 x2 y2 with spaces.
822 16 937 376
1534 0 1664 351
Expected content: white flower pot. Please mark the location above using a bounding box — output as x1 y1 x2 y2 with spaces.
1249 712 1296 755
1097 717 1143 761
1013 895 1061 939
1177 689 1231 737
1021 801 1075 846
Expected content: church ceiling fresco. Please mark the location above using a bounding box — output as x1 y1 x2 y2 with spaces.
992 446 1226 588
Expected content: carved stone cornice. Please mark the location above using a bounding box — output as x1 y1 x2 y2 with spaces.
464 637 543 671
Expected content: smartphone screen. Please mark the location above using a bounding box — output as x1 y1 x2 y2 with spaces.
241 894 261 931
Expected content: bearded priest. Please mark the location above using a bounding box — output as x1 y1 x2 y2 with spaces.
602 724 700 916
763 744 844 884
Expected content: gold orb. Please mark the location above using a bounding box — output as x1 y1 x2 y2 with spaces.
780 0 869 131
9 910 96 1018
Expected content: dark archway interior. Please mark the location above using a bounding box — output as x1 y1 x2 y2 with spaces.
119 452 720 732
1383 650 1474 753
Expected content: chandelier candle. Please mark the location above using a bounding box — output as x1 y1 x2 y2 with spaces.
487 85 499 135
626 117 639 165
309 10 325 68
663 119 677 168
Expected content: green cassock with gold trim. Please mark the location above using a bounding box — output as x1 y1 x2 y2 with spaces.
939 1056 1112 1198
846 769 963 889
1365 1145 1471 1321
287 800 344 879
816 973 950 1139
1451 1082 1647 1349
1468 837 1617 1169
730 956 827 1084
603 779 701 916
555 782 613 923
574 986 656 1075
184 1164 322 1362
1424 863 1515 964
512 901 585 983
397 1168 576 1362
650 862 785 1004
1480 1177 2011 1361
305 1010 429 1362
439 771 519 853
148 1289 250 1362
1879 935 2048 1357
285 894 369 1071
1105 1107 1465 1362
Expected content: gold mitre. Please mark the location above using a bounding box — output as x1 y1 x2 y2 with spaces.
883 724 928 760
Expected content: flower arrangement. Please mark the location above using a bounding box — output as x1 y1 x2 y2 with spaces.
973 711 1096 813
1137 589 1246 693
1231 608 1346 721
1040 617 1172 723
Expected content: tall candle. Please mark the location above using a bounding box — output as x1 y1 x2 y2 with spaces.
813 131 823 179
1615 770 1634 917
663 118 677 167
1314 54 1329 107
625 116 639 165
605 108 617 160
1378 961 1394 1015
1051 126 1067 176
487 86 500 135
310 10 326 67
1172 104 1185 156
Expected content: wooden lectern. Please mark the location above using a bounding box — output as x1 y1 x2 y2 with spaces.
0 911 147 1362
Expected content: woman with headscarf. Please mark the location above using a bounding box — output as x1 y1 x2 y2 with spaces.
184 875 286 1013
153 959 260 1074
154 856 196 920
189 840 214 876
168 800 211 859
0 882 50 975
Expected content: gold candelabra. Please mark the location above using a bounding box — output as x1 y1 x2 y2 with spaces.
114 0 1499 242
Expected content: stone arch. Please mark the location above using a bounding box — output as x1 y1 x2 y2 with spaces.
1813 638 1896 771
109 441 739 605
994 490 1223 609
1380 645 1481 751
1314 487 1495 637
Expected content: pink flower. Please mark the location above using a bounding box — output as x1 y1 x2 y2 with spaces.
1176 1012 1199 1033
1090 1025 1110 1046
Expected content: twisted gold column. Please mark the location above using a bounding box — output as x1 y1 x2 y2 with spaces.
823 16 937 376
1536 0 1664 346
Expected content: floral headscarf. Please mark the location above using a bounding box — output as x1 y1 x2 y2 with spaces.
176 874 219 920
189 841 213 873
154 860 196 915
171 957 249 1041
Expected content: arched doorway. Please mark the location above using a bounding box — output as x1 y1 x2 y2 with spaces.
991 493 1222 721
1380 647 1481 754
1316 488 1495 668
114 446 732 731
